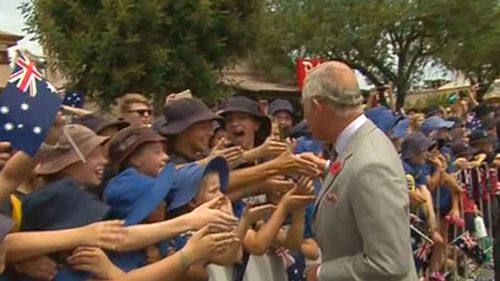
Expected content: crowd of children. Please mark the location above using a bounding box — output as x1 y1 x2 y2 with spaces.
0 84 497 281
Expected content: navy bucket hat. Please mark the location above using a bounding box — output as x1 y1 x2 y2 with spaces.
269 99 294 117
401 132 436 160
167 157 229 212
21 179 110 231
104 163 175 225
161 98 222 136
219 96 272 146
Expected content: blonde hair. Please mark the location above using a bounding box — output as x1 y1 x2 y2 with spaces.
120 93 151 114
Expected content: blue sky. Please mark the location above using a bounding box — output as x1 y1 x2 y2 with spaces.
0 0 43 55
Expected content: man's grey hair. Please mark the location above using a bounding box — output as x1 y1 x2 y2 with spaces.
302 62 363 116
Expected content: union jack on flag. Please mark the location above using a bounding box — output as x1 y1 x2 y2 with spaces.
452 231 485 265
8 56 44 97
0 53 62 156
413 240 432 271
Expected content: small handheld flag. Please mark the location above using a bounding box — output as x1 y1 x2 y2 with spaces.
0 54 62 156
63 91 85 108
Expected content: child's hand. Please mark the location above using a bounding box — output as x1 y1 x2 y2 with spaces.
67 247 124 279
184 224 240 263
14 255 57 280
188 196 238 231
79 220 127 251
281 187 315 211
296 176 314 195
0 142 12 170
242 204 276 225
409 190 426 208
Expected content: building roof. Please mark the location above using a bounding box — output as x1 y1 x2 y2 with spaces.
221 63 299 94
0 30 23 44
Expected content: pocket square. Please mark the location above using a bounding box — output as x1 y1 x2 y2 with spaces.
326 192 339 203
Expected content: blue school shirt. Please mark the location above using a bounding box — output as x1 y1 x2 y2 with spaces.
402 161 427 188
295 136 325 194
422 164 452 213
19 267 92 281
108 241 170 272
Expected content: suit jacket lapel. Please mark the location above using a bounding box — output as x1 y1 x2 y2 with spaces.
312 121 378 219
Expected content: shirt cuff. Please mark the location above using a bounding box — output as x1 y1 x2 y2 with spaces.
323 160 331 176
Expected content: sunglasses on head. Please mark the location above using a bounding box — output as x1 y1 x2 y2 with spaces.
129 109 152 117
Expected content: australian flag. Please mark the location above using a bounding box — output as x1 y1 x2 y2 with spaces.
452 231 485 265
411 225 433 272
0 54 62 156
63 91 85 108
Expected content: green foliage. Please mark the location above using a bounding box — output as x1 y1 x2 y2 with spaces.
253 0 500 109
21 0 263 108
433 1 500 100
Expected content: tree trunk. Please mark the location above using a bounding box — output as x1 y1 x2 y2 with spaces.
395 81 408 113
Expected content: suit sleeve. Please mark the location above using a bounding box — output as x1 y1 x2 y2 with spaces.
319 162 413 281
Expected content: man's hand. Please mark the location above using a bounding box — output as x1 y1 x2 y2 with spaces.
14 255 57 280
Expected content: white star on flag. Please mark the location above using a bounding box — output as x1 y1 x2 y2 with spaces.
47 82 58 94
33 126 42 134
0 106 9 114
21 103 30 111
4 123 14 131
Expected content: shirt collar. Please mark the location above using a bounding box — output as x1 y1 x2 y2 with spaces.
335 114 367 155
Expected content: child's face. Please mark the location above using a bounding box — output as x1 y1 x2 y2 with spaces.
130 141 169 177
194 172 223 205
411 151 428 166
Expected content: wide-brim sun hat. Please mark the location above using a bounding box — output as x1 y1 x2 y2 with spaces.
104 163 175 225
167 156 229 212
160 98 222 136
218 96 272 146
37 124 109 176
107 126 166 173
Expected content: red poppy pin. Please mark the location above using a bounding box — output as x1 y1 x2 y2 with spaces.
329 160 342 176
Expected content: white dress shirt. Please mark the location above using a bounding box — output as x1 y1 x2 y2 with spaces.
335 113 367 156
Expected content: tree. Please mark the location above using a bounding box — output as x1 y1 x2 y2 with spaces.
21 0 263 108
253 0 499 109
434 1 500 100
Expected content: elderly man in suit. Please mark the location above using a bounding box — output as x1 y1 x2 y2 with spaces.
303 61 417 281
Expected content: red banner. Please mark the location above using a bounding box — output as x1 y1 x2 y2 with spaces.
296 59 324 91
